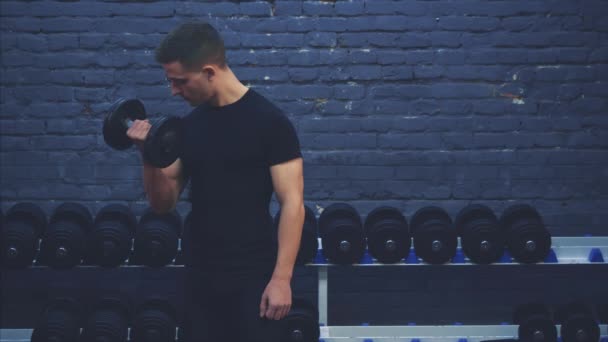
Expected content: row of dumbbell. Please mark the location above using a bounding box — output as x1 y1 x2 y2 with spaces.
29 297 606 342
300 202 552 265
513 301 607 342
0 202 190 269
1 201 551 269
30 296 319 342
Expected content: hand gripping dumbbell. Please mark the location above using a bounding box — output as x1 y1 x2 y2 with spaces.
513 302 558 342
281 297 320 342
500 204 551 264
87 204 136 267
103 98 183 168
555 302 600 342
410 206 457 264
1 202 47 269
318 203 365 264
38 202 93 269
131 298 177 342
31 297 81 342
363 206 410 264
274 205 319 265
453 204 505 264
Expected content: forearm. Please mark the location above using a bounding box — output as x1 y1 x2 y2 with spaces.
272 200 305 281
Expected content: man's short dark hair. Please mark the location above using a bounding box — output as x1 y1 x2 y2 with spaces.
155 22 226 70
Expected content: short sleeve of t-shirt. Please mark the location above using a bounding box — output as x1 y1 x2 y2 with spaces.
265 113 302 166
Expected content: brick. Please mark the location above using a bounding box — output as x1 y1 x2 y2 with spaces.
377 51 408 65
364 1 429 16
175 2 238 16
288 67 319 82
274 1 302 16
288 50 321 65
344 65 382 80
287 18 316 32
333 85 366 100
382 66 414 81
335 1 365 16
434 50 466 65
240 2 272 17
378 133 442 149
306 32 337 47
438 17 500 32
303 2 334 16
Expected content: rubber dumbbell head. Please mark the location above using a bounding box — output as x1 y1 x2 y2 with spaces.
1 202 47 269
133 208 182 267
555 302 599 342
364 206 410 264
131 298 177 342
31 297 81 342
103 98 147 150
513 302 557 342
454 204 504 264
88 204 136 267
143 115 183 169
81 297 130 342
282 297 320 342
39 202 92 269
410 206 456 264
274 205 319 265
318 203 365 264
500 204 551 264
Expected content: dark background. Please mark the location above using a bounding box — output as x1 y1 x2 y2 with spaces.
1 0 607 329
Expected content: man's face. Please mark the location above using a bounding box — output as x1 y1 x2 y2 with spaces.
162 61 212 106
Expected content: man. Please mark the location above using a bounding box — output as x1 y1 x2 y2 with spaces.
127 21 305 341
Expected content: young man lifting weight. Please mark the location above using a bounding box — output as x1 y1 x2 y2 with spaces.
127 21 305 341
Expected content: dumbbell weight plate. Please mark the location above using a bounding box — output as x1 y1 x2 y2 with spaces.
555 302 599 342
103 98 146 150
282 297 320 342
454 204 504 264
143 116 183 169
364 206 410 264
514 302 557 342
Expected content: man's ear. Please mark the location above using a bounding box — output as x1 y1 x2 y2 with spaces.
202 65 216 81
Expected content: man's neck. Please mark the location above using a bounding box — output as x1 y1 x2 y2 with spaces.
209 68 249 107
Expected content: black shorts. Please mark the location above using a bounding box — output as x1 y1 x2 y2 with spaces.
181 267 282 342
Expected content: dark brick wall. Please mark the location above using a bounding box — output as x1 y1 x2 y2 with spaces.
1 0 607 329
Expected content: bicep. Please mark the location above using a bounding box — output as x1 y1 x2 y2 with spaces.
270 157 304 204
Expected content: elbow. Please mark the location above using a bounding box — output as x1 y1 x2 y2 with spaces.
147 193 179 215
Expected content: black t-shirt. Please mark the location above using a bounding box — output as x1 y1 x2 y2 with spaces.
180 88 302 276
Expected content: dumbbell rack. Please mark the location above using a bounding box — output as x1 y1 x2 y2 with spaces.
1 236 607 342
310 236 608 341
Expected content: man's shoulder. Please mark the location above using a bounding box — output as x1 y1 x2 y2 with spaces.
246 88 288 122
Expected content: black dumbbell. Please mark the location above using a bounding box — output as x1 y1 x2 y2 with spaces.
555 302 600 342
410 206 457 264
500 204 551 264
274 205 319 265
1 202 47 269
39 202 93 269
131 298 177 342
31 297 81 342
318 203 365 264
281 297 320 342
81 297 130 341
454 204 505 264
133 208 182 267
513 302 557 342
87 204 136 267
364 206 410 264
103 97 183 168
